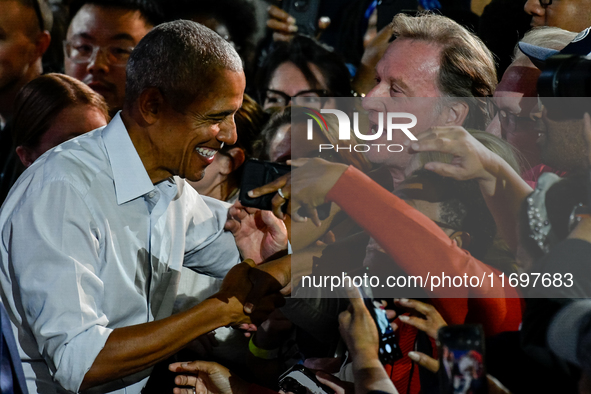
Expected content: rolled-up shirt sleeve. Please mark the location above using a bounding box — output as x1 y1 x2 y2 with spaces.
8 180 112 393
183 195 241 279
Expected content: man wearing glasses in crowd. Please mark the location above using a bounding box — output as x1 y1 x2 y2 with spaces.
525 0 591 32
64 0 163 115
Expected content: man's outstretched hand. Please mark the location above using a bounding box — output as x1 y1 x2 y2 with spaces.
225 201 288 264
214 258 287 327
169 361 250 394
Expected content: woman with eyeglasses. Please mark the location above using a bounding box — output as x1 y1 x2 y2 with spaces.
255 35 353 111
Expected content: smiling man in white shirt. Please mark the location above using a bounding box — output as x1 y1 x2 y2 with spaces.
0 20 288 394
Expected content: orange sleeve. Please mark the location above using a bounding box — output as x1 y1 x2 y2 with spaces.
326 166 522 333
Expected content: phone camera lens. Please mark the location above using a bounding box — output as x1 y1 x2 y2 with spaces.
293 0 309 11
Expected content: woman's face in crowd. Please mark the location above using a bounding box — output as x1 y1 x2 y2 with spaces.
263 61 336 110
34 105 107 163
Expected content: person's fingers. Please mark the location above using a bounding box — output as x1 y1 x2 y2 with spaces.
423 162 466 179
337 311 352 335
248 174 289 198
405 136 457 155
280 280 292 295
286 158 310 167
260 209 288 238
272 32 293 42
296 204 321 227
323 230 336 244
408 351 439 373
267 18 298 34
223 219 239 233
271 193 287 220
396 298 433 316
343 284 364 308
169 360 214 374
290 202 308 223
174 374 199 388
309 207 321 227
398 314 430 334
227 204 249 223
316 372 346 394
385 309 397 320
268 5 295 23
411 126 465 144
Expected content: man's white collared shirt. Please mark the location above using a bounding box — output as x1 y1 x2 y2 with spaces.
0 113 240 393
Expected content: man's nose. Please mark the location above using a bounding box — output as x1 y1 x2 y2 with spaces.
364 81 389 99
524 0 545 18
87 48 110 75
218 119 238 146
362 83 389 112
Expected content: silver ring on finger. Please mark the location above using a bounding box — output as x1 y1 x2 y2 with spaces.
277 188 286 199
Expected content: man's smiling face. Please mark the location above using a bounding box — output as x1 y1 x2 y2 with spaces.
153 69 245 182
361 38 444 168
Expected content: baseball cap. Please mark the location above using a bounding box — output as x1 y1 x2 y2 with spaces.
518 27 591 69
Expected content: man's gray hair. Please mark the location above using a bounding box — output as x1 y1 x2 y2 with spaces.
390 12 496 130
125 20 243 111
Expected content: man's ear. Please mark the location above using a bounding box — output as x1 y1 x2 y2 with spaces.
137 88 165 125
450 231 471 250
34 31 51 62
443 101 469 126
219 147 245 175
16 145 35 168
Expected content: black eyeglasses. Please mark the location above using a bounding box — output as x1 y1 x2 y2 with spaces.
487 99 536 138
263 89 329 109
539 0 551 6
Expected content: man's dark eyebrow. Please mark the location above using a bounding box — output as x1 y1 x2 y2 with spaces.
70 33 95 41
70 33 135 42
110 33 135 42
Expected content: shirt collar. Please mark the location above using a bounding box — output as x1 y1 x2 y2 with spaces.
103 112 155 205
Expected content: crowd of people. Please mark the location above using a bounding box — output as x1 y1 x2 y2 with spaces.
1 0 591 393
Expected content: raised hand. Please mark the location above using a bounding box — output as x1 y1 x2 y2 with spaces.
394 298 447 340
248 158 348 226
225 201 288 264
405 126 499 188
266 5 331 42
169 361 250 394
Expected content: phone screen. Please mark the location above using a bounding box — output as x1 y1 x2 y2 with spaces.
438 325 487 394
362 296 403 364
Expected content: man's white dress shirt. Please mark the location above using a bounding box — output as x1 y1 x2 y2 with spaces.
0 113 240 393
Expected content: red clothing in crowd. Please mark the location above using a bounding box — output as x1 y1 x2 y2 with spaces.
325 166 523 394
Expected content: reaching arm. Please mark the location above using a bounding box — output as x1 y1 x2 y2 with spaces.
82 259 283 390
83 297 236 390
406 126 532 253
